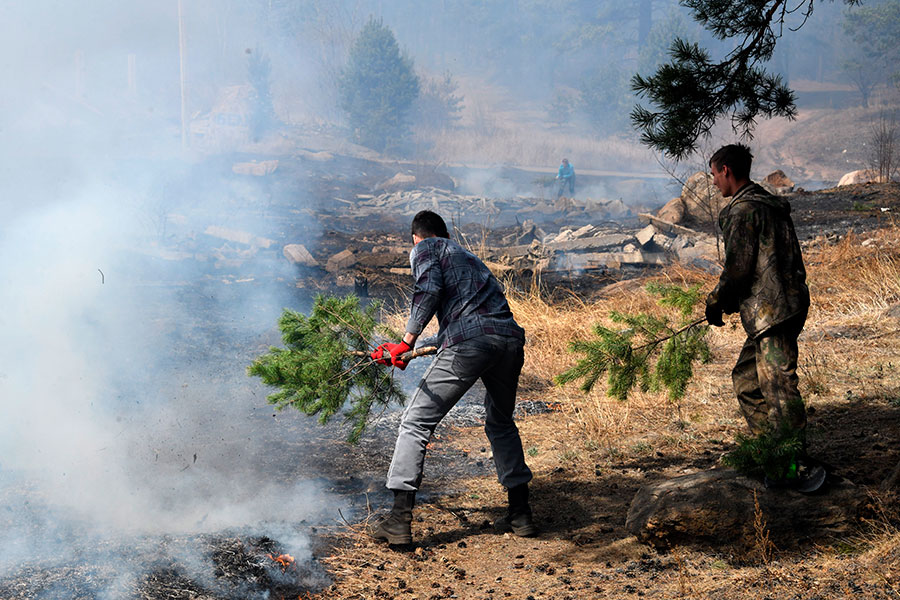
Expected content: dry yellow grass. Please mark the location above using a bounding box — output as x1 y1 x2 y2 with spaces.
381 225 900 461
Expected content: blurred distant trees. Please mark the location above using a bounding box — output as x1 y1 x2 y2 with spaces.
637 7 694 76
548 1 683 135
246 47 276 141
338 17 420 153
631 0 862 160
205 0 882 155
578 65 633 135
842 0 900 108
411 71 463 132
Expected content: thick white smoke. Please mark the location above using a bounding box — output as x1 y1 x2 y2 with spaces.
0 1 347 587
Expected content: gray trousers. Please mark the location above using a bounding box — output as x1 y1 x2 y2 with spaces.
386 334 533 492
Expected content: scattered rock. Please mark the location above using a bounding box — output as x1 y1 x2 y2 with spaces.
838 169 879 186
635 225 656 247
572 224 597 239
283 244 318 267
554 229 575 243
675 238 719 263
599 198 632 219
761 169 795 194
651 232 674 251
374 172 418 193
232 160 279 176
625 468 863 550
503 220 546 245
325 249 357 273
296 149 334 162
656 197 685 224
680 172 726 226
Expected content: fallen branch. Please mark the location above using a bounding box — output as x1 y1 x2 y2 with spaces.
248 295 435 443
556 283 711 402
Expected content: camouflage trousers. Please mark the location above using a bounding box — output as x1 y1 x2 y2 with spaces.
732 314 807 438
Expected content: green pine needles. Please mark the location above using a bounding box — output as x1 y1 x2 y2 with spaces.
555 283 711 402
721 424 805 481
247 294 404 444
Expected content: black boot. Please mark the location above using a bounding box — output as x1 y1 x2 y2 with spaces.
368 490 415 545
494 483 538 537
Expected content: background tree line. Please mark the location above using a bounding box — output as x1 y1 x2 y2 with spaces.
185 0 900 157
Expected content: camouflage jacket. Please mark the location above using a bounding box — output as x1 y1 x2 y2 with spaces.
708 182 810 338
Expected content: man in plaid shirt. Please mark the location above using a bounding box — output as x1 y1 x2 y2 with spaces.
368 210 536 545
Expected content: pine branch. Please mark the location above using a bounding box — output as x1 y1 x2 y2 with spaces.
247 294 422 444
556 284 711 402
634 317 707 352
631 0 861 159
722 424 804 480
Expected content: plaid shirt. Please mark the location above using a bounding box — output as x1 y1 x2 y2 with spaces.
406 237 525 349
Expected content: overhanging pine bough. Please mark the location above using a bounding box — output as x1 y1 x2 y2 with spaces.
631 0 861 160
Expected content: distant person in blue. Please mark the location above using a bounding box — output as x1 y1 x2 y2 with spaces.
556 158 575 198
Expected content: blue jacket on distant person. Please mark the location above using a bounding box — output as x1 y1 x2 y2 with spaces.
556 158 575 197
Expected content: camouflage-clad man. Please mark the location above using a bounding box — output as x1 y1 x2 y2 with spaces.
704 144 810 444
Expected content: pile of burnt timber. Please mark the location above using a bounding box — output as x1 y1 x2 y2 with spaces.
307 217 720 280
487 217 718 274
345 188 635 224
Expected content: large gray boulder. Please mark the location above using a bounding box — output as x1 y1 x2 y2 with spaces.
761 169 795 194
838 169 879 186
625 468 863 550
680 172 727 226
656 197 685 224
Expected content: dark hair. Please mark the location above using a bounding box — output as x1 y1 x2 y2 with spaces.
411 210 449 239
709 144 753 181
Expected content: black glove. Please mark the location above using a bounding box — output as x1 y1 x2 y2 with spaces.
705 299 725 327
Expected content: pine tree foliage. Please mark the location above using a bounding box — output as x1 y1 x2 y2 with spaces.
556 284 710 402
631 0 861 160
721 424 805 480
338 17 419 152
247 295 404 444
413 70 464 131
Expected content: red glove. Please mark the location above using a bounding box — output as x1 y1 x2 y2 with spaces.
370 341 411 370
370 343 392 365
387 341 411 370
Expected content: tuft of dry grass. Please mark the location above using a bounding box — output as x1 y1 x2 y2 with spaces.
805 228 900 319
751 490 776 565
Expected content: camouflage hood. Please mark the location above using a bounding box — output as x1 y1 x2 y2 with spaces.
711 182 810 338
728 183 792 216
